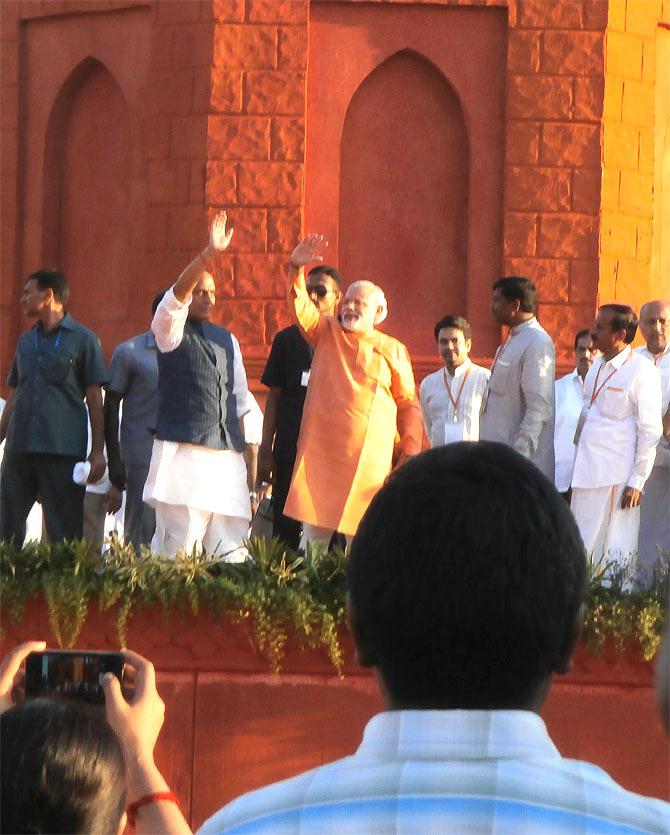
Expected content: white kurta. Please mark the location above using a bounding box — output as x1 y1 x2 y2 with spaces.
636 344 670 571
571 346 662 491
143 288 251 521
553 370 584 493
570 346 663 574
419 360 490 447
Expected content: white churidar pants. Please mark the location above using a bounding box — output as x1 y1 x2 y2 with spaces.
151 503 248 561
300 523 352 550
570 483 640 579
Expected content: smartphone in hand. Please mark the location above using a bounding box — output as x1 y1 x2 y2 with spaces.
25 650 124 705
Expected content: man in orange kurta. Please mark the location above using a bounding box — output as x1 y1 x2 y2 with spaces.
284 235 423 543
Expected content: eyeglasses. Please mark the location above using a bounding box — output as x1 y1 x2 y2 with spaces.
307 284 330 298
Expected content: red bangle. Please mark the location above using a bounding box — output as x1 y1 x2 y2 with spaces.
126 791 181 828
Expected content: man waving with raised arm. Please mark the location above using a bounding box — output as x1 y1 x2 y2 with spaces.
283 234 423 547
143 212 255 560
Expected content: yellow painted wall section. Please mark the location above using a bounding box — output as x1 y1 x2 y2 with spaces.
600 0 670 309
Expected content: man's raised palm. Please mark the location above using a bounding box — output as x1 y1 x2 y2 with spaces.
291 234 327 268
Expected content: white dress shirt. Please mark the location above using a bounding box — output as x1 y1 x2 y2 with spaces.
636 344 670 468
144 288 251 518
419 359 490 447
553 370 584 493
572 346 662 491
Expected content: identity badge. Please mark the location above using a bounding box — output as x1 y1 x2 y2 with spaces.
443 422 464 446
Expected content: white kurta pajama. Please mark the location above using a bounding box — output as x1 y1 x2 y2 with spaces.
635 344 670 573
419 360 490 447
143 288 251 560
553 370 584 494
570 346 662 578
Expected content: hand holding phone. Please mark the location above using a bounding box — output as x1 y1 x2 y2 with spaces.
25 650 124 705
102 649 165 763
0 640 47 714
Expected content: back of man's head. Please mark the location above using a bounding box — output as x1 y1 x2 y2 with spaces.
0 699 126 835
493 276 537 313
347 442 587 710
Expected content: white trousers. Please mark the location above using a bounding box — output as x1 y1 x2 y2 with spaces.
300 523 352 550
571 483 639 578
151 501 248 561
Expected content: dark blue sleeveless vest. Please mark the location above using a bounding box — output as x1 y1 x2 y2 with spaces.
156 320 245 451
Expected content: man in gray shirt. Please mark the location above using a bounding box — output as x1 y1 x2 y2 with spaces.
479 276 555 480
104 292 164 551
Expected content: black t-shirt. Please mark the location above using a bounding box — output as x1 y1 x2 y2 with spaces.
261 325 313 462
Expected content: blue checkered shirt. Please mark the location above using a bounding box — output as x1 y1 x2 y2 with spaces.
197 710 670 834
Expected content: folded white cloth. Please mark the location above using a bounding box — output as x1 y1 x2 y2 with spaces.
72 461 91 485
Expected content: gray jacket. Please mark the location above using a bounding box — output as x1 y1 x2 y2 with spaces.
479 317 555 480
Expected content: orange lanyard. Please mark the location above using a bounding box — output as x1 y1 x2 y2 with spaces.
444 365 472 416
589 348 632 406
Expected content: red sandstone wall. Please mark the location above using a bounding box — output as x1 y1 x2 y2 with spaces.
0 0 218 379
1 602 667 829
203 0 308 383
504 0 607 369
2 0 658 389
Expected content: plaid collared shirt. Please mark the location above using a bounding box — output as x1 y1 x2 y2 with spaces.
197 710 670 834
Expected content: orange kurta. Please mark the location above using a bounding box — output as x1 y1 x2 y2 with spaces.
284 274 422 535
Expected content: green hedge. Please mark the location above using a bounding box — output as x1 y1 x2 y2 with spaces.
0 538 667 671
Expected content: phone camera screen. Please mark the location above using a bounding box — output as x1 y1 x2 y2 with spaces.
26 652 123 705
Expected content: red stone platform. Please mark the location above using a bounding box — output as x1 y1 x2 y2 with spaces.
2 599 667 830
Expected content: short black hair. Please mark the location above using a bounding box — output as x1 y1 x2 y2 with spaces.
347 442 587 710
599 304 638 344
27 268 70 305
0 699 126 834
574 329 591 350
433 315 471 342
152 288 168 315
307 264 343 289
492 276 537 313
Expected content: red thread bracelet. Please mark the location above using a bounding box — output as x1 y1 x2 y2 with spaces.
126 791 181 828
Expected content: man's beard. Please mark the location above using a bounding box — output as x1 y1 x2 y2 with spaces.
341 313 364 333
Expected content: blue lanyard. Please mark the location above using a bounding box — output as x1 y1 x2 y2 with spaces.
33 329 62 354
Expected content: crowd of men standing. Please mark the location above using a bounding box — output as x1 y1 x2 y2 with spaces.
0 214 668 580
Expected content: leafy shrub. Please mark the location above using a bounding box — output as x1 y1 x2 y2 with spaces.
1 539 666 669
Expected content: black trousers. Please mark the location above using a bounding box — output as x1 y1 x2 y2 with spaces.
0 452 85 544
272 457 301 551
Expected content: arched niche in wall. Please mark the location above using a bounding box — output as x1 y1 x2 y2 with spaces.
42 58 132 350
338 50 469 359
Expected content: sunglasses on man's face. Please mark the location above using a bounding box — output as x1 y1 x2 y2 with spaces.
307 284 330 298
